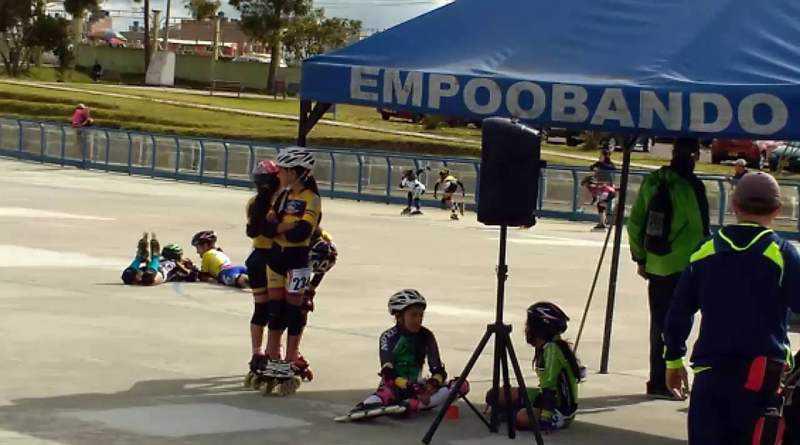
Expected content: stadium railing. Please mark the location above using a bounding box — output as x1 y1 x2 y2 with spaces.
2 117 799 237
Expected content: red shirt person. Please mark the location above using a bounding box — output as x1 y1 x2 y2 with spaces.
71 104 95 166
71 104 93 128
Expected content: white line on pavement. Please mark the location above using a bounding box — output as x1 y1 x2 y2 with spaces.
0 245 126 269
0 207 115 221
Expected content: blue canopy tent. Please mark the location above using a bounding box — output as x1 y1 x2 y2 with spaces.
297 0 800 372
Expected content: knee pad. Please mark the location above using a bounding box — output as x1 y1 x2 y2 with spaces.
285 303 304 336
267 300 286 331
250 302 269 327
485 388 498 407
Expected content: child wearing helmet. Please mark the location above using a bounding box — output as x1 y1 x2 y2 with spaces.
260 147 321 386
583 150 617 230
191 230 249 288
244 159 282 383
339 289 468 421
485 302 583 432
433 168 465 220
399 168 427 216
121 233 198 286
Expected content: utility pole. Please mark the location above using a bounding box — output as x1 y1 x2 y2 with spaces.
152 10 161 54
210 14 221 82
143 0 151 70
213 14 221 61
162 0 171 50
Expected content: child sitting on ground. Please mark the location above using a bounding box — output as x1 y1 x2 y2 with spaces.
342 289 468 420
191 230 249 288
121 233 198 286
485 302 583 431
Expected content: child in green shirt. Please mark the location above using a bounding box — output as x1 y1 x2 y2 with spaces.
485 302 583 431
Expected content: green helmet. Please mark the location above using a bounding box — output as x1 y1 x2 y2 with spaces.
161 243 183 260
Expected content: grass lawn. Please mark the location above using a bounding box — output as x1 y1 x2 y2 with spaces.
0 75 771 175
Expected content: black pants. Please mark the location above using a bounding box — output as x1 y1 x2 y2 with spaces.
647 273 681 389
689 369 764 445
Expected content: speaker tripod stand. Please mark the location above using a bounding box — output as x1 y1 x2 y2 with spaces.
422 225 544 444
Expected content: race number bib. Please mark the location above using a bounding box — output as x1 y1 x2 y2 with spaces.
286 267 312 294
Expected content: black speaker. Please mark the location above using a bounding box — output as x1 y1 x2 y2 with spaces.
477 118 545 227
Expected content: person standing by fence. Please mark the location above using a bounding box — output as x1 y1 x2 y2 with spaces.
71 104 94 168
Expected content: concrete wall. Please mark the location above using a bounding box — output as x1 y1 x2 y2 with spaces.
76 45 300 91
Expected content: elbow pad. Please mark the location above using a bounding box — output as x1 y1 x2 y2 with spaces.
246 223 260 238
429 367 447 385
538 388 557 411
285 221 313 243
380 364 397 380
261 220 278 238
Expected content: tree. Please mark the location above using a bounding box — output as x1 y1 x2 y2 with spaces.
230 0 312 93
185 0 221 20
63 0 100 69
0 0 70 76
282 8 360 65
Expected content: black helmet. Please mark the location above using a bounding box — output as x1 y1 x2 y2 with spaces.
402 169 417 181
526 302 569 343
191 230 217 247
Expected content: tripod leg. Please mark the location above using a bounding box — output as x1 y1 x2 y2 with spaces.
422 329 494 445
489 330 502 433
460 395 492 430
500 347 516 439
505 333 545 445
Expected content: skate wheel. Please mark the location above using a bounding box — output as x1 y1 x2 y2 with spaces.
259 377 277 396
277 377 301 397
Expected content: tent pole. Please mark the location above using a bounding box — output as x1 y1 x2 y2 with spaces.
599 137 635 374
298 100 312 147
297 100 332 147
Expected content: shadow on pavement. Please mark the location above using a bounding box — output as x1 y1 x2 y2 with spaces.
0 375 686 445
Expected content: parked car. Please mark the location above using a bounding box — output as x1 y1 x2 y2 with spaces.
710 139 782 168
377 107 424 123
543 127 582 146
607 135 654 152
442 116 483 128
768 141 800 172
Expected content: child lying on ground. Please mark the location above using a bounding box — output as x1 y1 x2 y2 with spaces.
121 233 198 285
191 230 249 288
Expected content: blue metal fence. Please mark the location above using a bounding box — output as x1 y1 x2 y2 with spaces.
2 117 800 237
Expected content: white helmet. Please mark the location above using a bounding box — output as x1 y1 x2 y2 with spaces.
276 147 315 170
388 289 427 315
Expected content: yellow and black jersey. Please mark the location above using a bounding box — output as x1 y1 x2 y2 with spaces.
246 196 273 249
275 188 321 248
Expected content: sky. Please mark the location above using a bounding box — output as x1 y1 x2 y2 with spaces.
100 0 453 32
